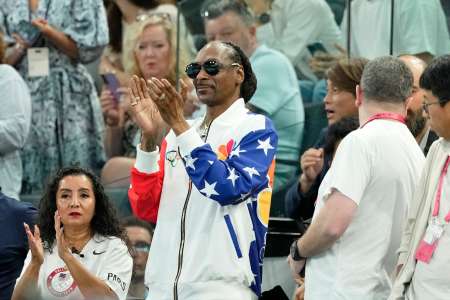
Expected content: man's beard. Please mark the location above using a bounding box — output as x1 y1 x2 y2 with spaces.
406 108 427 138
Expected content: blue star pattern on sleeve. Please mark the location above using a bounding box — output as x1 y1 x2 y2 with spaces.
180 117 278 296
183 127 277 206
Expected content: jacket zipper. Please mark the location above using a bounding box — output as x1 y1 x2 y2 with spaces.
173 120 213 300
173 180 192 300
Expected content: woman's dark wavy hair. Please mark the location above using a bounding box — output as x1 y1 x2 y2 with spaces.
106 0 160 53
222 41 257 103
38 166 128 249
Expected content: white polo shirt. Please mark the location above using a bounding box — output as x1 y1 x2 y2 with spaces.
341 0 450 59
19 234 132 300
305 119 425 300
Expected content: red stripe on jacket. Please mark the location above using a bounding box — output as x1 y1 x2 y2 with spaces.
128 139 167 223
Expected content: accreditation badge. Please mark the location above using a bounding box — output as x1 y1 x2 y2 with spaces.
415 217 444 263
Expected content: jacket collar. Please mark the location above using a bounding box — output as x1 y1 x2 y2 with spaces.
195 98 247 128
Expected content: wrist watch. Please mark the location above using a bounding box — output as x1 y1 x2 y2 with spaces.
290 239 305 261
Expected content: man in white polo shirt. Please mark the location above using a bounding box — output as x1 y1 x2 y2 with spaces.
288 56 425 299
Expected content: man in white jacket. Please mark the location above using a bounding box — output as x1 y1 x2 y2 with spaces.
128 41 278 300
391 54 450 300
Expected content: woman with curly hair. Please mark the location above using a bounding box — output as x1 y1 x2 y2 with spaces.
12 167 132 300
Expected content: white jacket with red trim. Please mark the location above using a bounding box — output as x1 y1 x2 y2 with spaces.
128 99 278 300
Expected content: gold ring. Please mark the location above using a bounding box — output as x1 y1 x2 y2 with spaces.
135 96 141 101
131 101 138 106
159 94 166 101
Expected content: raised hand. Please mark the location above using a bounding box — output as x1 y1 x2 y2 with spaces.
24 223 44 266
31 18 52 35
299 148 324 193
100 88 127 127
54 211 71 261
287 254 306 281
301 148 324 181
128 75 164 139
294 277 305 300
146 77 189 130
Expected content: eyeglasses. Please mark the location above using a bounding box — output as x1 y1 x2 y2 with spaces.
136 12 171 22
185 59 240 79
132 241 151 253
422 101 441 113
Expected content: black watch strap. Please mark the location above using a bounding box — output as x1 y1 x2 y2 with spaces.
290 239 305 261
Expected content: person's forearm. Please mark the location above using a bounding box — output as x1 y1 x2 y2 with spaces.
4 45 26 66
140 134 158 152
42 28 78 60
171 120 190 136
140 123 169 152
64 255 117 299
0 119 28 154
297 214 340 258
297 192 356 257
11 262 41 300
299 174 314 194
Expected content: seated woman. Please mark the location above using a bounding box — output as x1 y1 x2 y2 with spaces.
12 167 132 300
284 57 368 221
100 15 197 188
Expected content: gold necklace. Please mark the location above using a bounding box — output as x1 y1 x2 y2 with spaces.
199 118 211 139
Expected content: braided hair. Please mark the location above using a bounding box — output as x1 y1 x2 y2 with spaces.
222 41 257 103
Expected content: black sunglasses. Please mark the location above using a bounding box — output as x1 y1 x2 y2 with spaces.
185 59 240 79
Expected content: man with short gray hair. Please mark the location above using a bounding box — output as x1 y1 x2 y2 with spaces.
288 56 425 299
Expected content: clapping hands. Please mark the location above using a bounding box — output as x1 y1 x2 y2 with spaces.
24 223 44 266
54 211 72 261
128 75 190 140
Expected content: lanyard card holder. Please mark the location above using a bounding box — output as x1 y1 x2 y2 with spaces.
415 217 444 263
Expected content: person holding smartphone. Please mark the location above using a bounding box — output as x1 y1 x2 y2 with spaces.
99 15 198 188
0 0 109 194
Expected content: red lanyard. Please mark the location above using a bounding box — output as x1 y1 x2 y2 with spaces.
432 156 450 222
360 113 406 128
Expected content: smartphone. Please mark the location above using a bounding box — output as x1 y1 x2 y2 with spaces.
101 73 121 103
